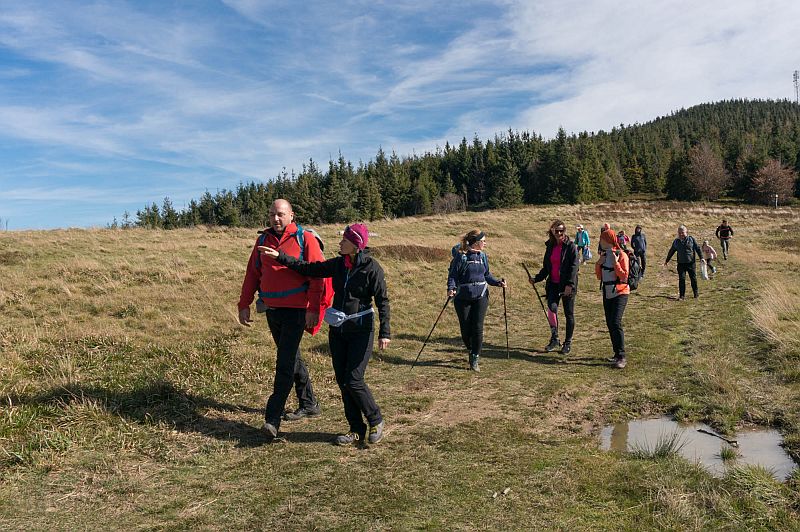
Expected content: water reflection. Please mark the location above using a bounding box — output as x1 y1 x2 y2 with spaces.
599 417 797 481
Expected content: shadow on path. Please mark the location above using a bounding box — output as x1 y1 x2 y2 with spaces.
10 379 333 448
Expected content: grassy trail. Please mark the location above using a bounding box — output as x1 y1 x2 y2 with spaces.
1 201 798 530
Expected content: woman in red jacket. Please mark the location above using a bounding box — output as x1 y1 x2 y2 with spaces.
595 227 630 369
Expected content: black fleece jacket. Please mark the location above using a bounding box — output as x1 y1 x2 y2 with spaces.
276 248 391 339
533 237 580 292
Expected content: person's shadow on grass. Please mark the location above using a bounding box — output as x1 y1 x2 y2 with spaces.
10 379 336 448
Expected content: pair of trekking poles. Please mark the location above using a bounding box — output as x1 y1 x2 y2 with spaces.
412 263 547 368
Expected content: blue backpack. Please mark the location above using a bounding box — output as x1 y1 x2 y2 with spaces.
451 243 488 275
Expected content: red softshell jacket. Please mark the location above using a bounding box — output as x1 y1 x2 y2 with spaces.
238 223 330 335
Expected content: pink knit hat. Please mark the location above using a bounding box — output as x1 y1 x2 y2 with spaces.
343 223 369 250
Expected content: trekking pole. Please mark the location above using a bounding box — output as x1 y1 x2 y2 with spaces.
502 280 510 359
411 295 453 369
522 263 550 325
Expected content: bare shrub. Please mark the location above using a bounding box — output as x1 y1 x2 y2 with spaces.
749 159 796 205
432 193 465 214
687 141 730 200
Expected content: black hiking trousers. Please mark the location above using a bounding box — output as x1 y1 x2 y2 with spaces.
264 308 317 427
329 327 382 436
677 262 699 298
603 294 628 359
635 251 646 276
454 294 489 358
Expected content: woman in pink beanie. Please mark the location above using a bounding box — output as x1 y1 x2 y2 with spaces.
259 222 390 447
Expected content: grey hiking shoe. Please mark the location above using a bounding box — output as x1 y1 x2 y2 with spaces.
614 357 627 369
283 402 321 421
368 421 385 444
263 422 278 440
469 354 480 372
334 431 362 446
545 338 561 352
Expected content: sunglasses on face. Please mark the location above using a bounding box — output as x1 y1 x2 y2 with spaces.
554 228 565 234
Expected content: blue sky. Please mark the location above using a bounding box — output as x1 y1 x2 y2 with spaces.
1 0 799 229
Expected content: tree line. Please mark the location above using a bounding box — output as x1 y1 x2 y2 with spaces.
117 99 800 229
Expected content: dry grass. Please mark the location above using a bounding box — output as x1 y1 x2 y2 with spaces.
1 200 799 529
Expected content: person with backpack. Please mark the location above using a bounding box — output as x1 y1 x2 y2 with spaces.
631 225 647 277
701 240 718 274
530 220 580 354
259 223 390 447
238 199 327 441
616 230 630 250
595 227 631 369
715 219 734 260
447 229 507 372
575 224 590 264
664 224 705 300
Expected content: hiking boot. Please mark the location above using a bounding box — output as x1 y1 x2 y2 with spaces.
368 421 385 444
469 353 480 372
607 355 619 363
614 357 627 369
283 402 321 421
334 431 362 446
545 338 561 352
561 342 572 355
263 422 278 440
678 296 685 301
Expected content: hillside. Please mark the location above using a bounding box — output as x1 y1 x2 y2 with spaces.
2 201 799 529
128 99 800 230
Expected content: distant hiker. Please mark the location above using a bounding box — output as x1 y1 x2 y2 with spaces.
595 227 630 369
664 225 705 300
447 229 507 372
715 219 734 259
238 199 326 441
530 220 579 354
702 240 718 274
260 223 390 447
617 230 630 250
630 225 647 277
575 224 590 264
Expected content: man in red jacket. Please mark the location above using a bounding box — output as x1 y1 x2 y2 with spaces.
238 199 324 440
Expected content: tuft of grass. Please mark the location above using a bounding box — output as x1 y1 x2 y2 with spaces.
719 445 738 462
630 431 687 460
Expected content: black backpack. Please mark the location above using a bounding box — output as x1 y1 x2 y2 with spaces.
626 251 641 291
601 250 641 291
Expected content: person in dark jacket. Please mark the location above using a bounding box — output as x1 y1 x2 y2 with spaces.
630 225 647 277
447 229 507 372
715 219 734 259
664 224 705 300
530 219 580 354
259 223 390 447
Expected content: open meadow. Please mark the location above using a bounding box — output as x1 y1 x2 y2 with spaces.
1 201 799 530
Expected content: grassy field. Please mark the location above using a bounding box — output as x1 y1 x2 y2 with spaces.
1 201 799 530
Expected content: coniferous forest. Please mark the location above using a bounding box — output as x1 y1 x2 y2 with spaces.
123 99 800 229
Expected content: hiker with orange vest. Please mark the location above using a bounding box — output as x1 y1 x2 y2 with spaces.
238 199 328 441
595 227 631 369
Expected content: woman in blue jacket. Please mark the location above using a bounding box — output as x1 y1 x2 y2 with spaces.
447 229 507 372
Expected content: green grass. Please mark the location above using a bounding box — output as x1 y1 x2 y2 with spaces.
1 200 799 530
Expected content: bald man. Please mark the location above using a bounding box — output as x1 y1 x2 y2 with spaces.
238 199 325 440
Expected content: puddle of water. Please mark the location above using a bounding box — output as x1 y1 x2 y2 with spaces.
600 417 797 481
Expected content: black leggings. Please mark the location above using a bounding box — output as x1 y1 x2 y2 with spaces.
603 294 628 358
546 282 575 342
454 295 489 357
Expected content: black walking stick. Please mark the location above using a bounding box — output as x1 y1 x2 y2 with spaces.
502 281 510 359
522 263 549 324
411 295 453 369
